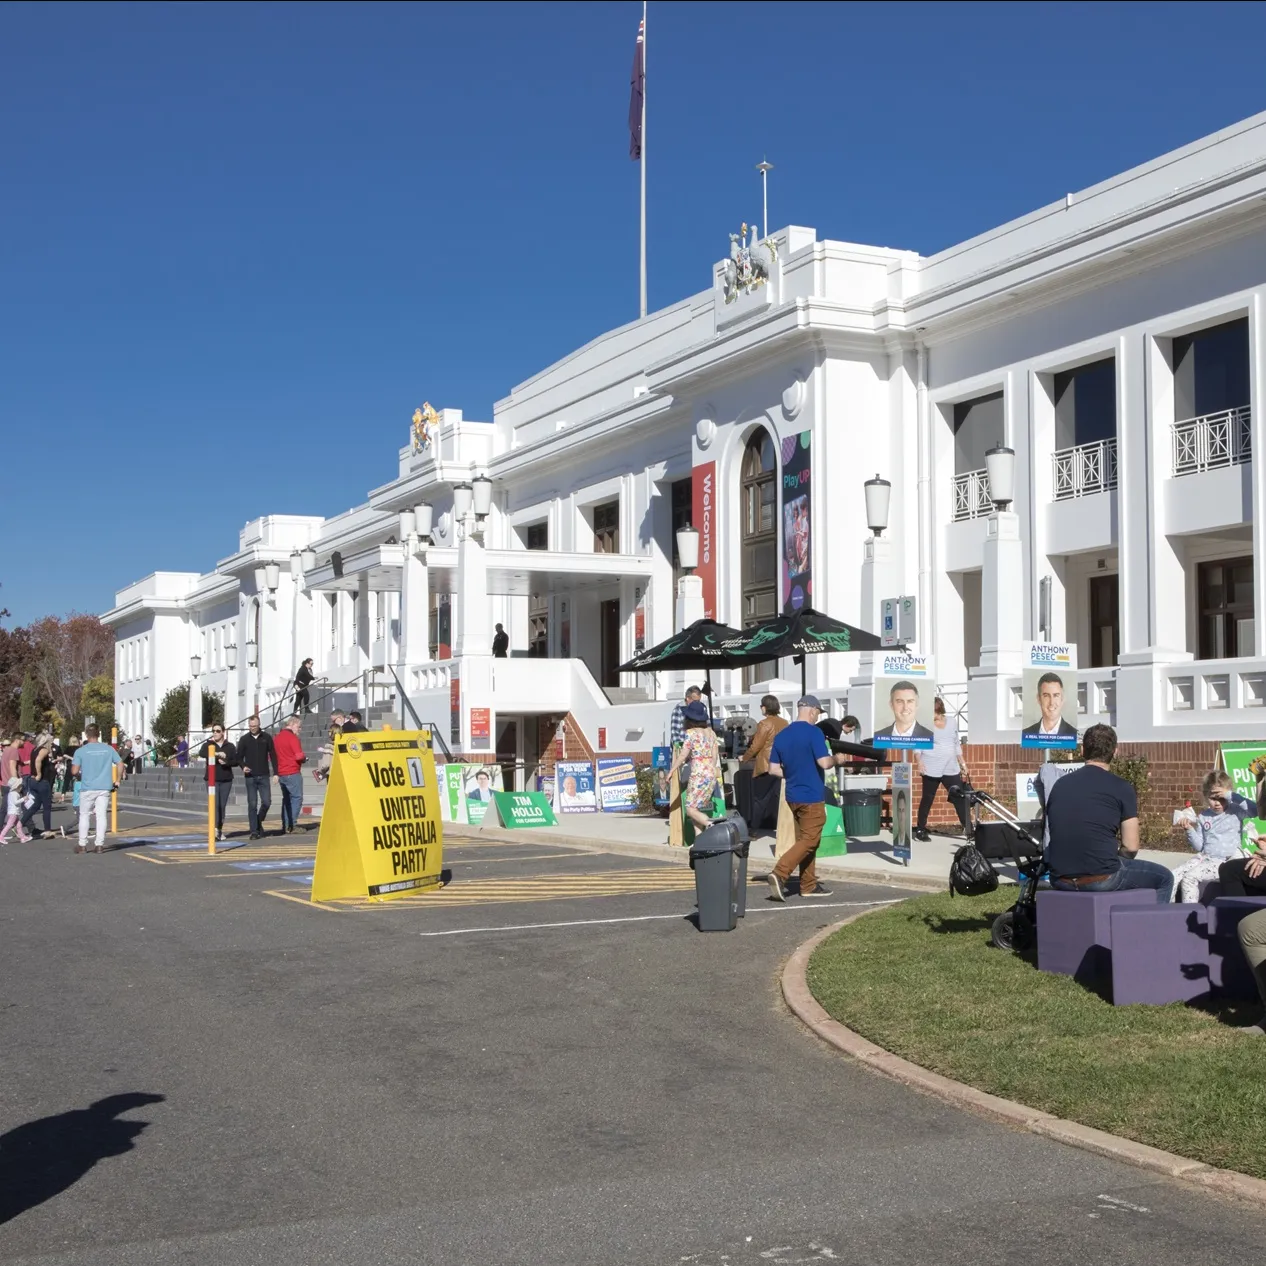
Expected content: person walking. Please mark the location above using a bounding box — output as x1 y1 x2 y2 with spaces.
133 735 147 772
292 659 315 714
767 696 848 901
274 714 307 833
175 734 189 768
21 734 57 839
197 724 238 842
0 735 21 787
70 725 123 854
237 715 278 840
741 694 788 830
914 698 969 841
492 623 510 658
1 775 34 844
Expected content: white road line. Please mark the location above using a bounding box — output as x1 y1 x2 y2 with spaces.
415 899 903 938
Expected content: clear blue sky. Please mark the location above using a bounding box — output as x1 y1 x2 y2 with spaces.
3 0 1265 624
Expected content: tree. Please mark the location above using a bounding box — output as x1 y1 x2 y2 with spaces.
151 685 224 758
78 674 117 741
0 624 37 733
18 673 40 733
27 614 115 732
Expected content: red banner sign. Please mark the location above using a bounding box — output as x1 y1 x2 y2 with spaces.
470 707 491 751
691 460 717 620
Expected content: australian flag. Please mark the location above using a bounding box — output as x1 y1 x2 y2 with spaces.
628 19 644 160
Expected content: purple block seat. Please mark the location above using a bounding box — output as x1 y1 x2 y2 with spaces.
1208 896 1266 1000
1036 888 1160 982
1110 904 1211 1005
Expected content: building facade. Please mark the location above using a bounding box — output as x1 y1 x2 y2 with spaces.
106 111 1266 786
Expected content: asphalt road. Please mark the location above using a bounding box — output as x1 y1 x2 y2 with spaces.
3 802 1266 1265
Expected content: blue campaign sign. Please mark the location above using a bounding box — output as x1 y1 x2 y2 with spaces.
556 761 597 814
651 746 673 808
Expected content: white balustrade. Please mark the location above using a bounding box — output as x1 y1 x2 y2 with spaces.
1171 406 1252 476
951 468 992 522
1052 438 1117 500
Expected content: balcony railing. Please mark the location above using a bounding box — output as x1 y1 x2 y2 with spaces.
1172 406 1252 476
1053 438 1117 500
951 468 992 522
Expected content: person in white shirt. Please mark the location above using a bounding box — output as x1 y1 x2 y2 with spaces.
914 698 968 841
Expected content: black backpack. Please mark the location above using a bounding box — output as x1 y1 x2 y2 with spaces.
949 843 998 898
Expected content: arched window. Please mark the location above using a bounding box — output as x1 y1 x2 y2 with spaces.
740 431 779 683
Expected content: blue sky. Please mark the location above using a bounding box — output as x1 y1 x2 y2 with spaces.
3 0 1265 624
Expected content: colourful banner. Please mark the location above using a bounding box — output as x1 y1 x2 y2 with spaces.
597 757 638 812
462 764 503 825
651 746 673 808
556 760 597 814
691 460 717 620
470 707 491 751
1219 743 1266 841
781 431 811 614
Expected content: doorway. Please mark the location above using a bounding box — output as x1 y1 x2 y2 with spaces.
1089 574 1120 668
600 599 621 687
496 718 519 792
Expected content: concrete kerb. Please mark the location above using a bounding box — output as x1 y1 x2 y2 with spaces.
444 823 948 894
781 912 1266 1207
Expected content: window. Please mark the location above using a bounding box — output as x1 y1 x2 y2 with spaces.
1089 575 1120 669
1174 318 1250 421
429 593 452 660
1054 359 1116 449
670 476 693 573
528 597 548 657
593 500 619 554
741 432 779 687
1198 557 1254 660
952 391 1003 475
525 522 548 551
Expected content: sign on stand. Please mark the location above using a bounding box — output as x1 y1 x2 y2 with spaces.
483 791 558 829
597 757 638 812
1020 642 1079 749
311 730 444 901
891 762 913 864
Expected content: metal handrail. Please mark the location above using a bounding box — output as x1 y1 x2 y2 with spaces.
388 664 454 762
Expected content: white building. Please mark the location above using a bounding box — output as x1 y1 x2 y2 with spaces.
106 110 1266 781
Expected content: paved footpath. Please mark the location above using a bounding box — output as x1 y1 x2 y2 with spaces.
1 803 1264 1265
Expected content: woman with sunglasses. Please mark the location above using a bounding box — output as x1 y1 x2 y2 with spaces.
197 724 239 842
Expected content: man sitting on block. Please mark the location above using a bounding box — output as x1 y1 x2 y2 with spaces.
1045 723 1173 902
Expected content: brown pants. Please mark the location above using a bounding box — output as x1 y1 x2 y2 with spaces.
775 801 827 895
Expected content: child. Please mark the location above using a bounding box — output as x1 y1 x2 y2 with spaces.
0 775 34 844
1173 770 1258 903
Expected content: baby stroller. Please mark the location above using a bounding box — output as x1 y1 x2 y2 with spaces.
949 784 1049 952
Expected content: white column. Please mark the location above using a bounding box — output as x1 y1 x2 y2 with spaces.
1250 289 1266 655
967 510 1025 740
847 534 899 737
675 574 704 630
355 575 371 669
455 525 492 657
401 547 432 666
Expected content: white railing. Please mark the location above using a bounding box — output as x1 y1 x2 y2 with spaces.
1075 668 1117 726
1172 406 1252 476
936 681 970 735
1163 656 1266 717
951 468 991 521
1053 438 1117 500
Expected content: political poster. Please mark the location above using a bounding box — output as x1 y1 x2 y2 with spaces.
470 707 491 751
441 763 467 824
536 771 555 802
556 760 597 813
651 746 673 808
1219 743 1266 841
781 431 811 614
872 654 935 750
463 764 503 825
485 790 558 830
311 730 443 901
1021 643 1079 749
597 757 638 812
891 762 913 863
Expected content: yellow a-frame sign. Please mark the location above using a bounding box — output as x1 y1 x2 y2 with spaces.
311 730 444 901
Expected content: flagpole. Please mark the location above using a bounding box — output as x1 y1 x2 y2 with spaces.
639 0 647 319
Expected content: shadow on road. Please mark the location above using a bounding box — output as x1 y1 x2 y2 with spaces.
0 1092 165 1225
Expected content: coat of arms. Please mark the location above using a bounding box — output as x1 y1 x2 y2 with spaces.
411 402 440 454
722 222 778 304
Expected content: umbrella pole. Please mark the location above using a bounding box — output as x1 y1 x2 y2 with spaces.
706 666 714 723
801 657 806 697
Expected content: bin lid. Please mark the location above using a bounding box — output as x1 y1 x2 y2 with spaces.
690 821 740 858
840 789 882 805
689 843 739 859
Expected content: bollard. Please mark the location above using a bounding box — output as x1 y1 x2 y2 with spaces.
110 726 119 836
208 742 217 855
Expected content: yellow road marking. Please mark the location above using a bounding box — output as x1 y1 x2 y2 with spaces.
126 852 169 865
261 888 343 913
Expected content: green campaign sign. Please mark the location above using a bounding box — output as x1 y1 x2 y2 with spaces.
488 791 557 829
1219 743 1266 839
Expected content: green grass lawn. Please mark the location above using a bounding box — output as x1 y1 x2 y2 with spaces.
808 893 1266 1178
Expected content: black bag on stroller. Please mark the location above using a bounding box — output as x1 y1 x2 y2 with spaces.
948 843 998 897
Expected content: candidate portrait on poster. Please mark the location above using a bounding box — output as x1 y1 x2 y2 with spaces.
871 659 936 750
1020 644 1079 749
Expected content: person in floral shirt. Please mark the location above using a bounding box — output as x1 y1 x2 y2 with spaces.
669 700 722 832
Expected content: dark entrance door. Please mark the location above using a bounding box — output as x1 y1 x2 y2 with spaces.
600 599 620 687
1088 575 1120 668
495 718 518 792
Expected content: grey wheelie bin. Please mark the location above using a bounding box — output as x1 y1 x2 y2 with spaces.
689 821 743 932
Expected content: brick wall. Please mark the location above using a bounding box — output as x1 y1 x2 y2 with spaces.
922 739 1224 839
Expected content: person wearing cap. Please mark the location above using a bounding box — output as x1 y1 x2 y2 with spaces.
668 699 723 832
767 696 849 900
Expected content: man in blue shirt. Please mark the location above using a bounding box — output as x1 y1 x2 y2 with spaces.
768 696 848 900
71 725 123 854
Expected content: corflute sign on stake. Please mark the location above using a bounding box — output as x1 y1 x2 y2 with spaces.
311 730 444 901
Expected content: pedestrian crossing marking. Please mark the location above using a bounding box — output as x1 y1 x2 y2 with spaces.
263 866 698 913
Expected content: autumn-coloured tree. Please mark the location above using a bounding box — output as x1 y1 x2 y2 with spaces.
25 614 115 731
0 623 37 733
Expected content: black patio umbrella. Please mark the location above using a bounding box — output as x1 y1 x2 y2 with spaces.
617 618 746 720
727 606 884 696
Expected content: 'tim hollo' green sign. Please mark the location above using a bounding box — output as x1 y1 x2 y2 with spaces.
489 791 557 829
